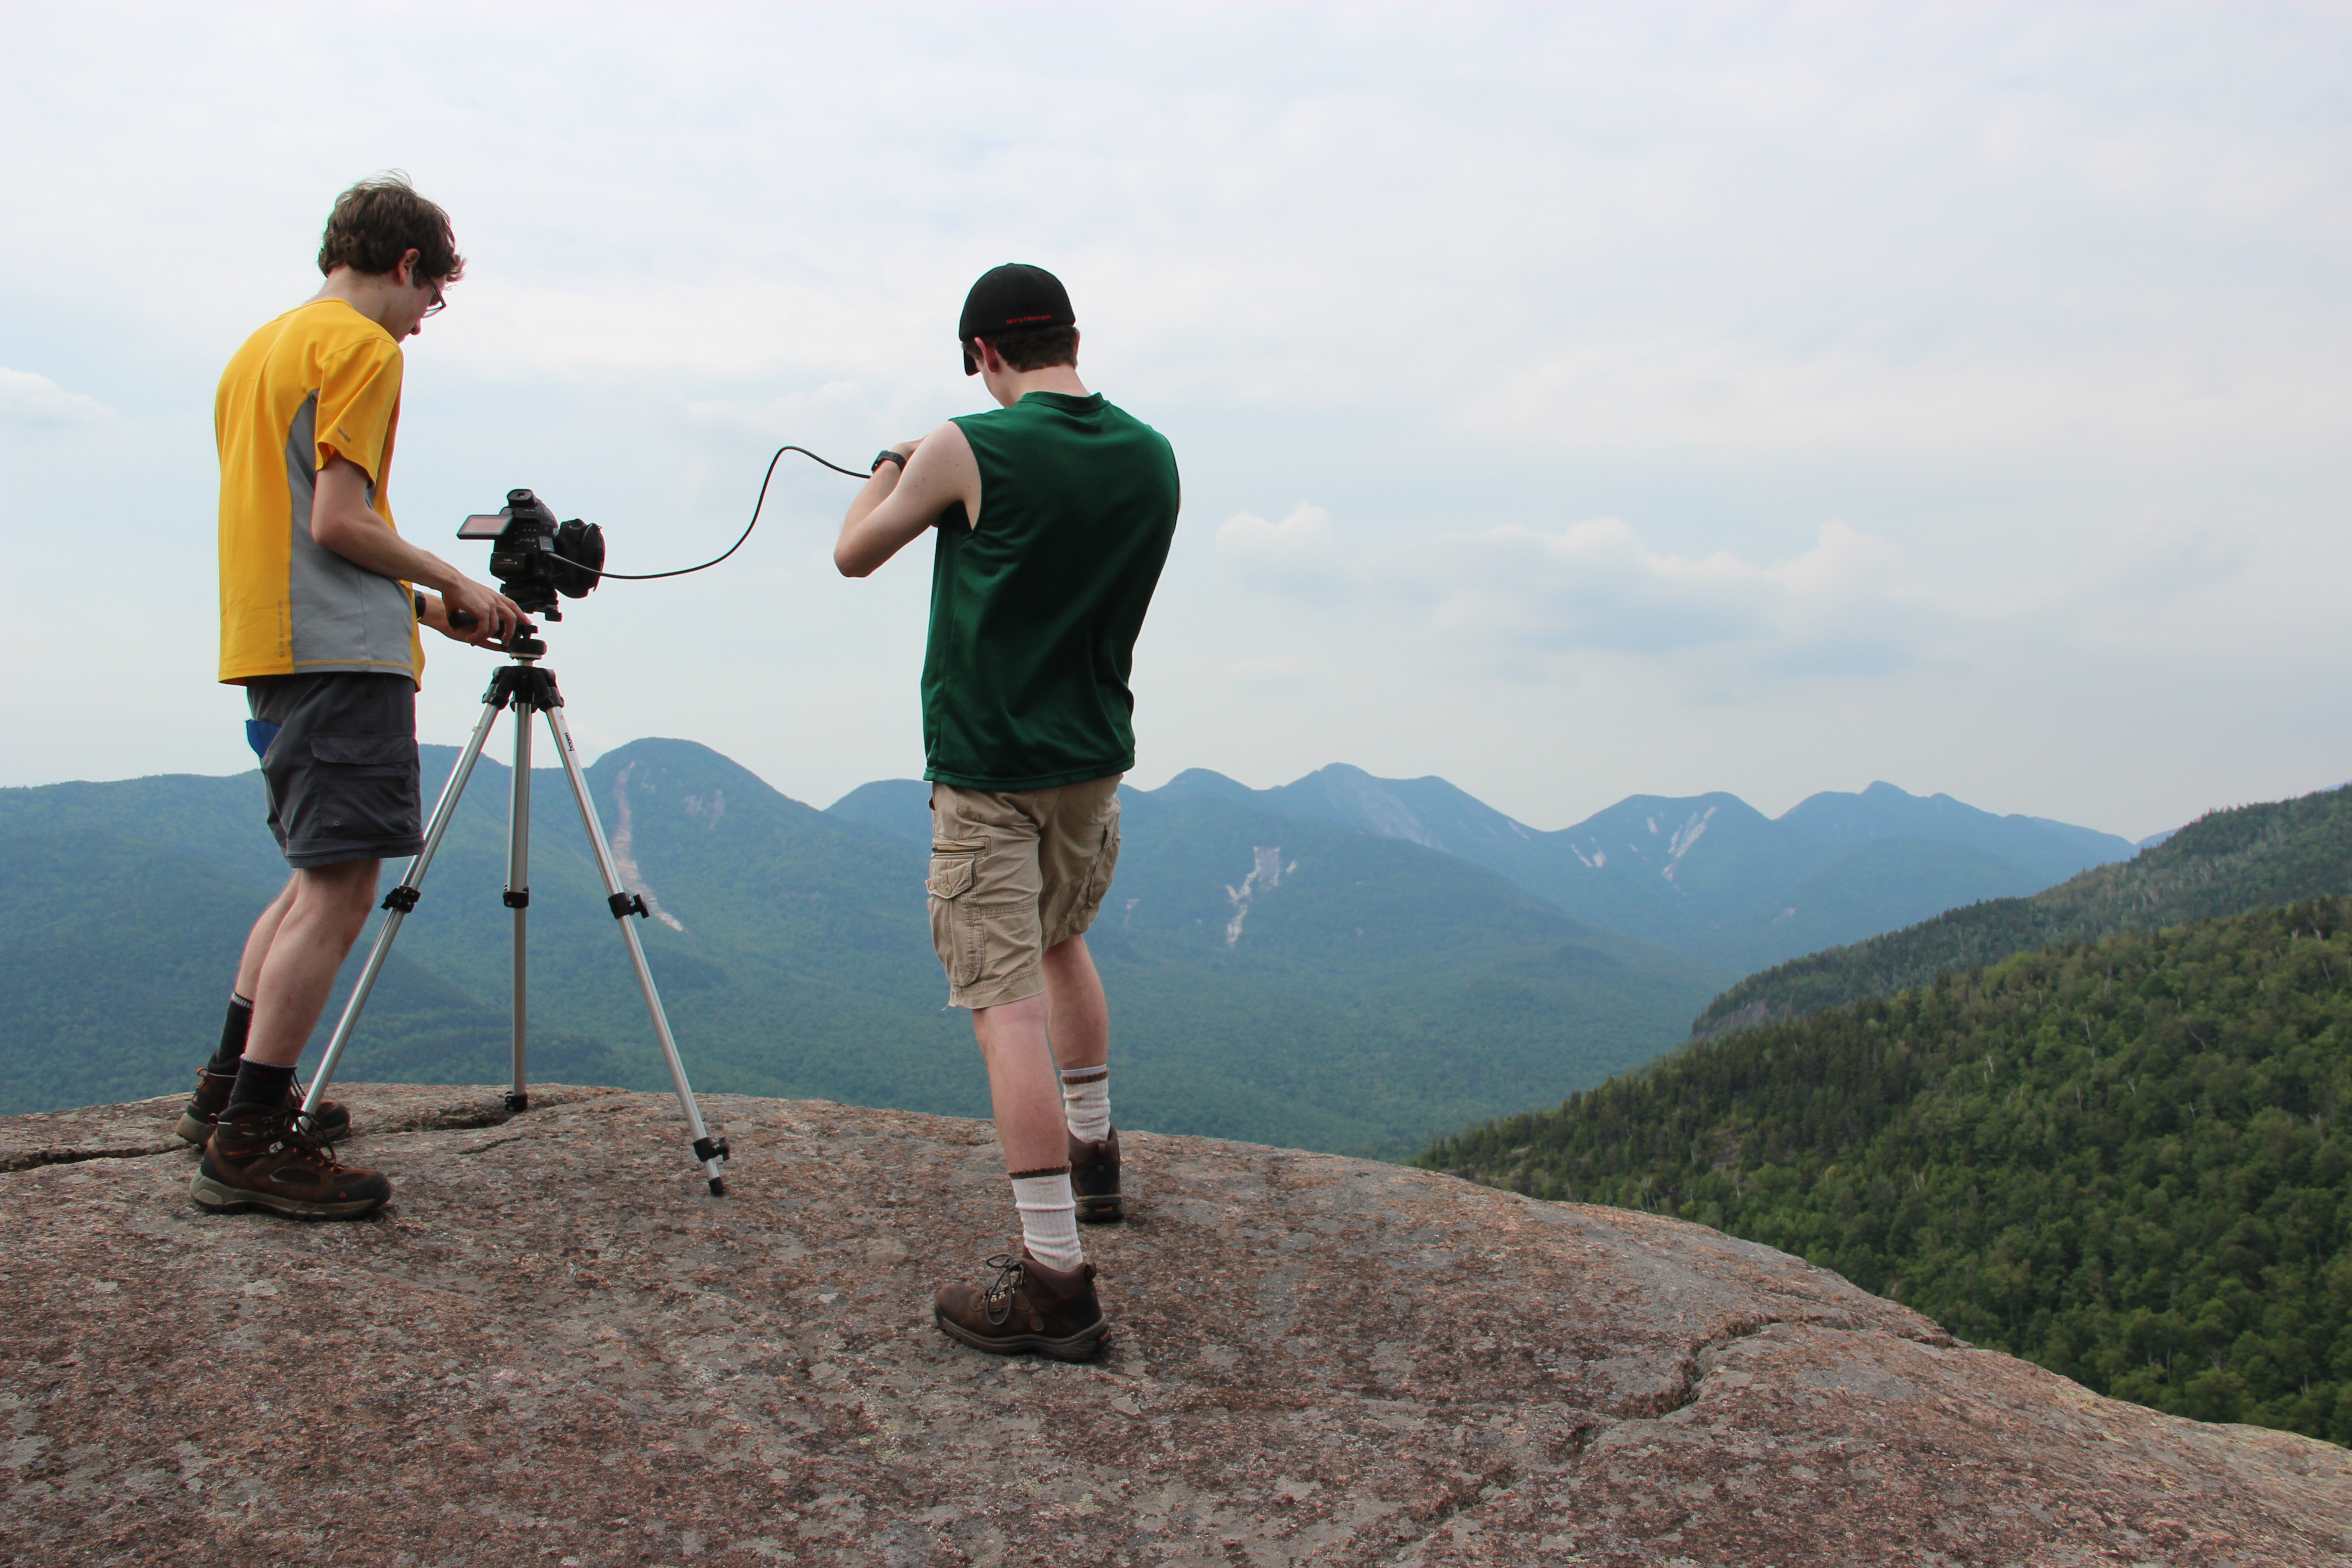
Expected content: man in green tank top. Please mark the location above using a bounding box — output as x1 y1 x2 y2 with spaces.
837 264 1180 1360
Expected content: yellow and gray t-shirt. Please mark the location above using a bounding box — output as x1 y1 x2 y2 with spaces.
216 299 424 686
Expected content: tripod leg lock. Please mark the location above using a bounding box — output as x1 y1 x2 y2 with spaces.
382 886 421 912
693 1135 730 1164
504 889 530 908
608 891 649 921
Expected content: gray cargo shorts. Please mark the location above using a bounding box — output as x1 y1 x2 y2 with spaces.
245 672 424 869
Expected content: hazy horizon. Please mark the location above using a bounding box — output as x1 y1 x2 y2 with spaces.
3 730 2189 846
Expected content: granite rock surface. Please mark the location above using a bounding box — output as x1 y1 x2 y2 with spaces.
2 1085 2346 1566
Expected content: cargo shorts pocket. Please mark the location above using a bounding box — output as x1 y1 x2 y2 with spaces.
299 733 421 841
1078 818 1120 922
310 735 416 774
927 842 985 987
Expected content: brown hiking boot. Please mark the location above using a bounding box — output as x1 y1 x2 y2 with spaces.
175 1067 351 1147
934 1249 1110 1361
1069 1126 1122 1224
190 1104 391 1220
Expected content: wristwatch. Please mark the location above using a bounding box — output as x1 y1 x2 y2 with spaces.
872 449 907 473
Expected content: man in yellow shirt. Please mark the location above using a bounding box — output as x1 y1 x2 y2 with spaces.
184 175 524 1219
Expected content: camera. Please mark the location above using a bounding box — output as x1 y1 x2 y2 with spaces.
457 489 605 618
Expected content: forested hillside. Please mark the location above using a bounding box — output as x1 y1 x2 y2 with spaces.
1692 783 2352 1039
1420 899 2352 1443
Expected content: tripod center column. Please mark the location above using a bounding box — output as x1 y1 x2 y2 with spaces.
503 687 534 1111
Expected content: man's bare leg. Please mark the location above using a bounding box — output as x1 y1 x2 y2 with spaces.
936 970 1110 1355
201 857 376 1130
1042 934 1107 1073
235 877 299 1000
971 934 1111 1166
972 991 1067 1174
970 965 1096 1270
192 857 392 1218
244 859 381 1068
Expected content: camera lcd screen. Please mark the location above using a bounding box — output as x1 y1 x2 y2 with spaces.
458 513 508 539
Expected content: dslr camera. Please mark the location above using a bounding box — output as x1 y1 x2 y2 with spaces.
457 489 605 619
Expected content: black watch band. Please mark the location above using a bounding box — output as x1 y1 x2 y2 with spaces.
872 449 907 473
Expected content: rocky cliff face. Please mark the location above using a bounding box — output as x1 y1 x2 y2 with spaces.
3 1087 2345 1565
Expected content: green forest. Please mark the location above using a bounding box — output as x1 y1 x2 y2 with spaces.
1692 783 2352 1038
1420 899 2352 1445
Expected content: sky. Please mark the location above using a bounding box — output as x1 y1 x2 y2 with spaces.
3 1 2347 841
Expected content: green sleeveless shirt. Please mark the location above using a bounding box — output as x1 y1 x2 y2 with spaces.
923 391 1180 791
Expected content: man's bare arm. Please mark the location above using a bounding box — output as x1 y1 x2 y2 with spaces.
311 456 524 643
835 421 982 578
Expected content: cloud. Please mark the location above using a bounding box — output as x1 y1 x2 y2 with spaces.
1377 514 1916 668
1217 503 1352 603
2101 515 2256 598
0 368 113 430
1397 517 1771 655
1447 332 2350 464
1218 500 1930 673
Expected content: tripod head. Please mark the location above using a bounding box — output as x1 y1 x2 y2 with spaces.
443 605 544 658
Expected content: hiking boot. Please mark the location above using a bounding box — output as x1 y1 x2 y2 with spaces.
934 1249 1110 1361
190 1104 391 1220
1069 1125 1122 1224
175 1067 351 1147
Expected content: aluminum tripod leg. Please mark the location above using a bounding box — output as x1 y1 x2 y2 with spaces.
504 705 534 1111
301 693 508 1117
542 702 730 1195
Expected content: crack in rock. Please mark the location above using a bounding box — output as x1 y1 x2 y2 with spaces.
0 1088 630 1175
1656 1313 1961 1421
0 1143 181 1173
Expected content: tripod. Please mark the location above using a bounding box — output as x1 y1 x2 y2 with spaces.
299 632 730 1195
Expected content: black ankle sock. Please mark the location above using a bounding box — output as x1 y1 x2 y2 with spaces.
225 1059 296 1114
206 995 254 1074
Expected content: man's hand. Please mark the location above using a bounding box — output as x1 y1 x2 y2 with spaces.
836 424 980 577
419 583 529 646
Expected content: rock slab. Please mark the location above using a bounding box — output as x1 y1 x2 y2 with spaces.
2 1086 2346 1566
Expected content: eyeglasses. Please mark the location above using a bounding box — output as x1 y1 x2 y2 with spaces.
421 279 446 318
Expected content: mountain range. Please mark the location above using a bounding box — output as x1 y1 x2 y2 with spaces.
974 764 2138 972
2 742 1725 1156
0 744 2145 1155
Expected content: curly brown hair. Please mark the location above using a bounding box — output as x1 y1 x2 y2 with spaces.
317 172 465 284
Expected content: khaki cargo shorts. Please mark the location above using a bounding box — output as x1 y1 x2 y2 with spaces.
926 774 1123 1009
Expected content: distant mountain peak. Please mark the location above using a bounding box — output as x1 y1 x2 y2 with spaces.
1155 768 1255 800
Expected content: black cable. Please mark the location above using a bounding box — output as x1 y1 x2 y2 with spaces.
584 444 870 582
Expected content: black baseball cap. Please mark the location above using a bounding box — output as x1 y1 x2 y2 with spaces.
958 263 1075 375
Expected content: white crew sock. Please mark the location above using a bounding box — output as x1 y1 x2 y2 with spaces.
1060 1065 1111 1143
1010 1170 1084 1271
